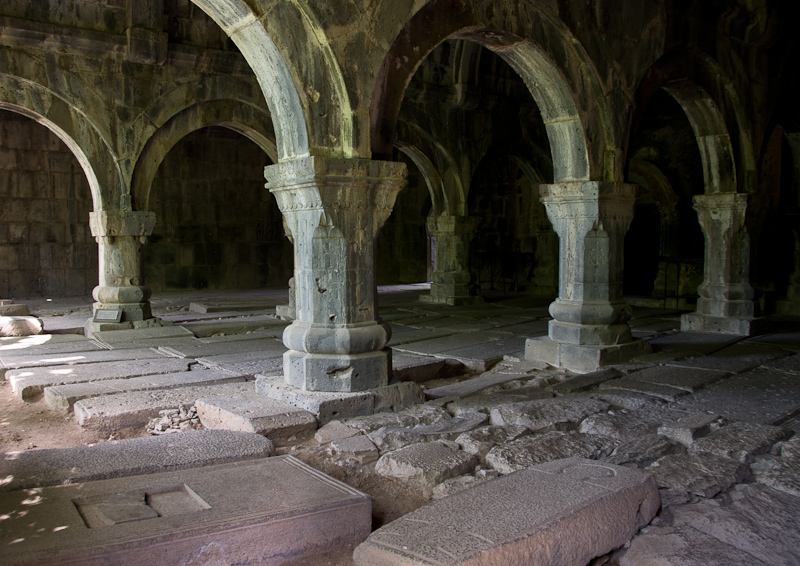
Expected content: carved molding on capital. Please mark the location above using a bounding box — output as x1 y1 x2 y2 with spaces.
89 210 156 239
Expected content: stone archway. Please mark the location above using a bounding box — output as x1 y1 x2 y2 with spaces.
131 99 278 211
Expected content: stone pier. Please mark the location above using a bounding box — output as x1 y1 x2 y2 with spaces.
85 209 159 335
681 193 764 335
526 182 650 373
420 215 482 306
265 156 406 392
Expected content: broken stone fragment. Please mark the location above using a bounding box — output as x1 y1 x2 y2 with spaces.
368 411 488 451
328 435 379 465
645 452 750 507
374 441 478 499
689 421 787 463
490 396 610 433
657 412 721 446
0 316 43 337
455 424 529 461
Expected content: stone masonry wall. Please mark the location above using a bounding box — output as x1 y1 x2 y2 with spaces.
0 110 97 298
145 127 292 291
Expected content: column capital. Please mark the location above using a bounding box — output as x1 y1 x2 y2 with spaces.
89 210 156 239
692 192 747 210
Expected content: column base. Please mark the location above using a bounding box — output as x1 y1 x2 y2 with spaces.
84 316 169 337
283 348 391 392
255 375 424 424
777 299 800 316
275 304 295 320
419 293 484 306
680 313 768 336
525 336 651 374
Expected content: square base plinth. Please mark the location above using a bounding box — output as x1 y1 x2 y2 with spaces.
0 456 371 566
525 336 652 374
680 313 768 336
284 349 389 392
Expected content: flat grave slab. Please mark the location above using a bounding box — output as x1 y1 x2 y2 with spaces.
45 368 245 413
648 332 742 355
625 365 730 393
197 349 286 377
0 430 274 492
0 347 167 372
440 336 528 371
676 368 800 425
355 457 659 566
74 381 254 433
189 301 277 313
393 331 506 356
1 456 371 566
91 326 195 343
159 336 285 358
426 371 534 399
7 357 194 401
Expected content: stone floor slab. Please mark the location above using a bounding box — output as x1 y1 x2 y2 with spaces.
0 347 166 372
197 350 285 377
196 391 317 443
621 526 770 566
626 365 730 392
425 371 534 400
92 325 195 343
599 375 690 402
676 368 800 425
44 368 245 413
74 381 254 433
446 387 554 416
689 421 787 462
671 484 800 566
549 368 623 394
356 457 659 566
0 430 274 491
0 456 370 566
368 412 488 451
7 357 194 400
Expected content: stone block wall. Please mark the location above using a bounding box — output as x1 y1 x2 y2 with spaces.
0 110 98 298
145 127 292 292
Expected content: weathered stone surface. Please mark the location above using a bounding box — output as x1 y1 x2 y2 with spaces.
0 303 29 316
425 371 533 399
627 365 730 392
689 421 787 462
588 388 665 410
0 315 43 336
1 456 371 566
671 484 800 566
196 392 317 442
0 430 274 492
599 375 690 401
646 452 750 506
579 409 662 441
344 403 450 434
549 367 623 394
490 396 610 433
657 412 721 446
446 386 554 415
621 526 770 566
604 435 681 468
753 436 800 497
372 381 425 412
356 458 660 566
431 470 498 500
485 431 615 474
8 357 193 400
74 381 254 433
328 435 380 464
374 441 478 498
676 368 800 425
456 425 530 460
255 375 374 423
45 369 246 413
315 419 359 444
368 411 488 451
762 352 800 374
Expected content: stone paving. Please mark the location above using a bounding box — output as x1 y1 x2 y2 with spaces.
2 287 800 565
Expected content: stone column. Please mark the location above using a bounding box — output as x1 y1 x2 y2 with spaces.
265 156 406 392
420 215 482 305
85 210 157 334
681 193 764 335
525 182 650 372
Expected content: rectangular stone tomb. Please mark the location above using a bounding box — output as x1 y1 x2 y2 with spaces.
354 457 660 566
1 456 371 566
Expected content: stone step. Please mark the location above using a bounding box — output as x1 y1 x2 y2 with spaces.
196 391 317 444
7 357 195 401
0 429 274 492
1 456 371 566
354 457 660 566
74 381 255 434
44 368 246 413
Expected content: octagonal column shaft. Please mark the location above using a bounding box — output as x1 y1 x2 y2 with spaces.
525 182 650 373
420 215 481 306
681 193 763 334
86 210 156 333
266 156 406 392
